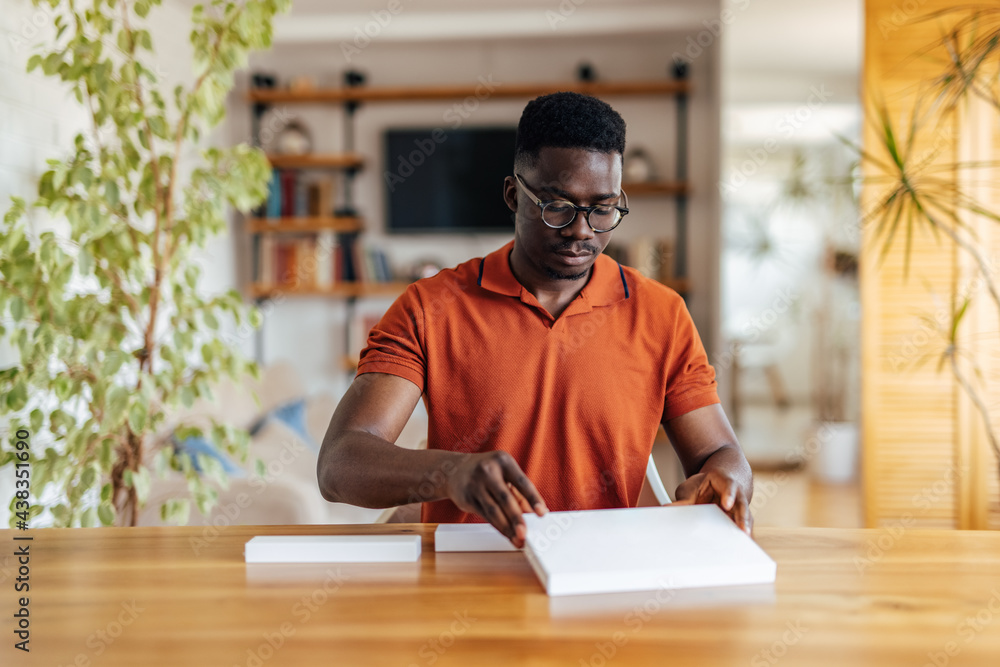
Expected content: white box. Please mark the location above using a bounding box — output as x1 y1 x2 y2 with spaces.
523 505 776 597
244 535 422 563
434 523 518 552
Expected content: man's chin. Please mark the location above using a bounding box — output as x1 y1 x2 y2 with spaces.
543 264 589 281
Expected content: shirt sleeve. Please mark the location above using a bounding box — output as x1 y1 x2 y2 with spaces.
662 296 720 421
356 284 426 391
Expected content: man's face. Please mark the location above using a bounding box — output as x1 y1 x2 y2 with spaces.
504 146 623 282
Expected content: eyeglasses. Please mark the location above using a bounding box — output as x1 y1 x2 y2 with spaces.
514 173 629 233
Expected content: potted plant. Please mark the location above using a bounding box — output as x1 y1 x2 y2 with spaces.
0 0 291 527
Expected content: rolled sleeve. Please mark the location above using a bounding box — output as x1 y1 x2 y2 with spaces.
662 298 720 421
356 284 427 391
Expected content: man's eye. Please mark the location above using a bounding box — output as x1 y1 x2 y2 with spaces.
591 206 616 217
545 202 573 213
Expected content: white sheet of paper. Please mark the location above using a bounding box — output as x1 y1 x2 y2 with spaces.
434 523 518 552
244 535 422 563
523 504 776 597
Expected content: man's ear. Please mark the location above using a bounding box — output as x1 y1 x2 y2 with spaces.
503 175 518 213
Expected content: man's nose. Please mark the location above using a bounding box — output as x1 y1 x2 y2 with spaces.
559 210 595 240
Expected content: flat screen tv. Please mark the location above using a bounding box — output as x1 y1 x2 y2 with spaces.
384 127 516 234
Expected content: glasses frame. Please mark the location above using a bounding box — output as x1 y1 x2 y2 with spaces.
514 173 629 233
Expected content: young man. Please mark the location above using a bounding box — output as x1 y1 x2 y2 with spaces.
318 92 753 547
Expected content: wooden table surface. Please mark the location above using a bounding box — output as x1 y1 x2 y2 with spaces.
2 524 1000 666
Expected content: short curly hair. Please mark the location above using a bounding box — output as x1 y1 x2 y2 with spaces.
513 92 626 171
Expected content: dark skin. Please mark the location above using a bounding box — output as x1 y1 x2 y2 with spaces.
318 146 754 546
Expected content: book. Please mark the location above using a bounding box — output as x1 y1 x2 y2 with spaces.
244 535 422 563
522 504 776 597
434 524 518 552
274 240 298 287
280 171 297 217
259 236 274 285
265 171 281 218
306 177 335 217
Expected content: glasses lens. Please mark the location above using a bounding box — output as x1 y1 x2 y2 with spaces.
541 201 576 227
589 205 621 232
539 201 623 231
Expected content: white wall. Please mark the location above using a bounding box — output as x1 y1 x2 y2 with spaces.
233 21 723 401
0 0 219 525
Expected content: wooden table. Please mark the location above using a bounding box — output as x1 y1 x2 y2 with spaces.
2 524 1000 666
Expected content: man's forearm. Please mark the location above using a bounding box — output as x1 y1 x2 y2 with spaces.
318 430 467 509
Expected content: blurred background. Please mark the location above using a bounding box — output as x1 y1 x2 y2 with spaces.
0 0 865 528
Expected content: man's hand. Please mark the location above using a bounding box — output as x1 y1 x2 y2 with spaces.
446 451 548 548
673 470 753 535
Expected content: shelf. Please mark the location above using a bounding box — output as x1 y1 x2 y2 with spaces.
250 282 410 299
248 80 690 105
623 181 690 197
266 153 364 169
247 217 363 233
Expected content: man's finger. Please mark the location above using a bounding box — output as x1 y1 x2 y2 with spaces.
471 491 516 541
733 489 751 535
486 475 528 545
501 459 548 515
509 483 534 513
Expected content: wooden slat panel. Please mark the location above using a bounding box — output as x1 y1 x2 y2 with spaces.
863 0 1000 529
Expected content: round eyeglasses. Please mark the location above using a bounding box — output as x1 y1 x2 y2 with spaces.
514 173 629 233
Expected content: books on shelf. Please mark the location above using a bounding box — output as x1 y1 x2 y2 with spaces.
256 232 397 290
263 169 337 219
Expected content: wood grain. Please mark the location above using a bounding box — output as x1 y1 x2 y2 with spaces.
3 524 1000 666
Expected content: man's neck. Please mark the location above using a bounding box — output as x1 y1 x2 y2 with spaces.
508 243 591 317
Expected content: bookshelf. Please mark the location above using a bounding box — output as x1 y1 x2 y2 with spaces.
245 68 693 367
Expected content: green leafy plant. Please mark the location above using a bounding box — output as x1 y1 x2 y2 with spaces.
0 0 291 527
854 7 1000 483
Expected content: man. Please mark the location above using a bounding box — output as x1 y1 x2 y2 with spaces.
318 92 753 547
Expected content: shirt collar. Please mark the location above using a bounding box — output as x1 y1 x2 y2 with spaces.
478 240 631 307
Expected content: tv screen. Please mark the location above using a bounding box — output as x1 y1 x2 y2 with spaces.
384 127 516 234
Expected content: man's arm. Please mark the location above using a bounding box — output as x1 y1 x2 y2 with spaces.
318 372 547 546
662 404 754 534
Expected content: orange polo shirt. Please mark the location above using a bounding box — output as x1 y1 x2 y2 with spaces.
357 240 720 523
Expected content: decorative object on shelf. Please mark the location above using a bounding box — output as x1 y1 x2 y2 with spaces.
288 75 316 91
251 71 277 90
275 119 313 155
577 62 597 82
344 69 366 87
624 147 656 183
